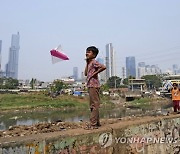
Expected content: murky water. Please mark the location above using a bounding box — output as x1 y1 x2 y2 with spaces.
0 104 172 130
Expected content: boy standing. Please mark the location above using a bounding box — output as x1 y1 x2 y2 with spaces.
84 46 106 129
171 83 180 113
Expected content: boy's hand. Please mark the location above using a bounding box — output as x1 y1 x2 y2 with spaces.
86 58 90 63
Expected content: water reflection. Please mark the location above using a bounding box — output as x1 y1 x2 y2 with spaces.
0 106 172 130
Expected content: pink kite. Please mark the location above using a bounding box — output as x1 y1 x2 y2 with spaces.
50 45 69 64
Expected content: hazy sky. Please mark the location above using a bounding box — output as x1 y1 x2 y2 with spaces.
0 0 180 81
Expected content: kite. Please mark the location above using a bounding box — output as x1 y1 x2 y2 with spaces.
50 45 69 64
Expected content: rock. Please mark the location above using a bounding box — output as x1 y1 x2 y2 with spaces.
8 126 13 130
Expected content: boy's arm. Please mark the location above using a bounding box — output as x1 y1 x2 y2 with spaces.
91 63 106 78
84 64 88 76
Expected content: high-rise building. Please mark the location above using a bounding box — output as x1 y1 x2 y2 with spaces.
137 62 146 78
0 40 2 70
138 62 145 67
126 56 136 78
73 67 78 81
6 32 20 79
138 62 162 78
105 43 115 80
172 64 178 75
81 71 86 82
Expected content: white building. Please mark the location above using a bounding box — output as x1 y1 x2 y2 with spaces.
73 67 78 81
137 62 161 78
105 43 115 80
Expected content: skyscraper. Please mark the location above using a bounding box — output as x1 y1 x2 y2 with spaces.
137 62 146 78
0 40 2 70
105 43 115 80
73 67 78 81
6 32 20 79
138 62 162 78
172 64 178 75
126 56 136 78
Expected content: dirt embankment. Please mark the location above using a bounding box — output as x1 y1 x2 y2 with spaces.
1 111 179 140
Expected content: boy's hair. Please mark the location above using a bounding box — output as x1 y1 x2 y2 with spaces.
86 46 99 58
173 83 178 87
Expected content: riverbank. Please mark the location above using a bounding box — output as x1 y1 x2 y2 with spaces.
0 92 114 111
0 93 174 131
0 92 87 110
127 97 172 109
0 113 179 140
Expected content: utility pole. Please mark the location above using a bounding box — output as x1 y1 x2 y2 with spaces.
121 67 125 85
114 78 120 89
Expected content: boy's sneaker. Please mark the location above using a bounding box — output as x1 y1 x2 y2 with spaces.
84 122 98 130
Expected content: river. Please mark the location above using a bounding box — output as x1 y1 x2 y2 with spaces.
0 103 172 130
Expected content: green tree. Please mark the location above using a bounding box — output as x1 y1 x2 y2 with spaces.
123 78 128 85
100 83 109 91
0 77 19 89
54 80 64 92
52 80 67 93
107 76 121 88
122 76 135 85
141 75 162 89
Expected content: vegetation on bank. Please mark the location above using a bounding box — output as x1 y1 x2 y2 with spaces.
0 92 89 110
0 92 114 110
130 98 153 109
0 77 19 89
129 97 169 109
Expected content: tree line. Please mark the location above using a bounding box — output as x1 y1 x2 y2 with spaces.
103 74 164 90
0 74 164 91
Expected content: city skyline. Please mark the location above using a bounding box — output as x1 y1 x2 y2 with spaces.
0 36 180 81
0 0 180 81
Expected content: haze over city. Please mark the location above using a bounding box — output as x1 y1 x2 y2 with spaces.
0 0 180 81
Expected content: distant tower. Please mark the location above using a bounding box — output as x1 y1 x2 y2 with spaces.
105 43 115 80
122 67 125 80
81 71 86 82
73 67 78 81
6 32 20 79
137 62 146 78
126 56 136 78
0 40 2 70
172 64 178 75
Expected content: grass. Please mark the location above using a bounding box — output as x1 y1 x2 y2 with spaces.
0 92 89 110
130 98 152 109
100 95 115 108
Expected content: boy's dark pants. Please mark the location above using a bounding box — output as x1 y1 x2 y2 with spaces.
173 100 180 112
88 87 100 126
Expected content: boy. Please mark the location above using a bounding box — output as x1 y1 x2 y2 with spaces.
84 46 106 129
171 83 180 113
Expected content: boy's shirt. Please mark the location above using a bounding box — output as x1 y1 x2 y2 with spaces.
171 88 180 100
87 59 103 88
